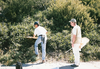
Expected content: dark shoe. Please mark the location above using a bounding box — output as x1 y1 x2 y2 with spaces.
34 54 38 57
71 64 79 67
42 60 45 63
36 54 38 57
35 54 39 60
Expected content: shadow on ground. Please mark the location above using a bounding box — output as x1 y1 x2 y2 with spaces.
1 62 43 67
22 62 43 67
59 65 75 69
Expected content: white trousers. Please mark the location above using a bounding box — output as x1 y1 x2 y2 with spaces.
72 44 80 65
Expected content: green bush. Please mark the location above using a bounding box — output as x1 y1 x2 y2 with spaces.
0 0 50 22
47 30 71 52
0 21 37 65
0 0 100 65
81 29 100 61
1 0 35 22
80 0 100 24
0 23 9 52
46 0 100 61
46 0 95 33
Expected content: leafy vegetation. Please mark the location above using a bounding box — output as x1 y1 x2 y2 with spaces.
0 0 100 65
80 0 100 24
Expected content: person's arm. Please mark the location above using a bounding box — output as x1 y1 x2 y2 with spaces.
72 35 76 43
72 27 76 47
33 34 35 37
72 35 76 47
33 29 36 37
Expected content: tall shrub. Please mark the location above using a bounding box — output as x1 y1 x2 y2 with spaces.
47 0 95 33
0 0 50 22
80 0 100 24
46 0 100 61
0 18 36 65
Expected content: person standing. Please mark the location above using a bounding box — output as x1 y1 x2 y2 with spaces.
33 21 47 63
69 18 82 67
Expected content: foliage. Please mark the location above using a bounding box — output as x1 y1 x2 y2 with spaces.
0 21 37 65
46 0 100 61
0 0 100 65
32 0 50 10
0 0 50 22
47 30 71 52
46 0 95 33
0 23 9 50
80 0 100 24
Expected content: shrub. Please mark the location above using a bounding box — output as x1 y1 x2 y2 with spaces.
0 21 36 65
0 0 100 65
46 0 100 61
80 0 100 24
0 0 50 22
0 23 9 52
47 30 71 52
46 0 95 33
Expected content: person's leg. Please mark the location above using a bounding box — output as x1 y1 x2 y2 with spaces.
72 46 76 64
41 40 47 61
34 36 41 55
72 44 80 65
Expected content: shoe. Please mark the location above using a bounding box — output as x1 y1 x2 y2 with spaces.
42 60 45 63
36 54 38 57
32 54 38 58
71 64 79 67
32 54 39 60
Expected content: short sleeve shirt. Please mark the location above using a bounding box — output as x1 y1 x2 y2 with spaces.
72 26 77 35
72 25 81 38
34 26 47 39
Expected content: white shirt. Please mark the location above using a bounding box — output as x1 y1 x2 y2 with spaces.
72 25 81 38
34 26 47 39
